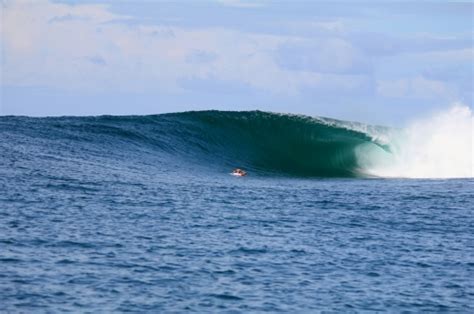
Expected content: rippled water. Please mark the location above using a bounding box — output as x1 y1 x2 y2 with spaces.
2 173 473 312
1 114 473 311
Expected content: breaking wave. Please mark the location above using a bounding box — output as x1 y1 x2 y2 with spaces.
365 104 473 179
1 105 472 178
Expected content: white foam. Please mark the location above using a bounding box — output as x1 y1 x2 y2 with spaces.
365 104 473 179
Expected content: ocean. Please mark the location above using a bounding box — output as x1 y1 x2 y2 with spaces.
1 110 473 312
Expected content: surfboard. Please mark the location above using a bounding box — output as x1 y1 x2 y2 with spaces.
230 172 246 177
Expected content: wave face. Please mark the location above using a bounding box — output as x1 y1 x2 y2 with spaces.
0 111 391 178
171 111 391 177
2 106 472 178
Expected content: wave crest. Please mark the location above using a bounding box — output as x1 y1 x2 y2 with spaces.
365 104 473 179
2 106 471 179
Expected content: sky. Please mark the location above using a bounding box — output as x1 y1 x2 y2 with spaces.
1 0 472 125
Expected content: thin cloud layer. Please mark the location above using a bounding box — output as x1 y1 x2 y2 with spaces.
1 0 472 123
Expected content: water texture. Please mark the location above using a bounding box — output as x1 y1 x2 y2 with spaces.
1 111 473 312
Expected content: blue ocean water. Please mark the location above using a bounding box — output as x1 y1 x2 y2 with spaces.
1 112 473 312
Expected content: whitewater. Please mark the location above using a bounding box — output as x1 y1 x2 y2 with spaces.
362 104 473 179
1 105 473 312
1 104 471 179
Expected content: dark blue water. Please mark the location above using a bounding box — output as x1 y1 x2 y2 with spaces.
1 113 473 312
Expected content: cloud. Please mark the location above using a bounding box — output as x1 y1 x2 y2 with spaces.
275 38 371 75
422 64 473 103
185 50 218 64
423 65 473 95
376 76 457 100
1 0 379 97
351 32 472 57
178 76 254 94
48 13 91 24
1 0 471 116
216 0 267 8
84 55 107 66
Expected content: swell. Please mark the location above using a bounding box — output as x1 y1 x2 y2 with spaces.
0 111 390 178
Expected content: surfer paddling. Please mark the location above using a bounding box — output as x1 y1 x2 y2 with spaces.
232 168 247 176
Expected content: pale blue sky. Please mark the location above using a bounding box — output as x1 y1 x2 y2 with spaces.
1 0 472 125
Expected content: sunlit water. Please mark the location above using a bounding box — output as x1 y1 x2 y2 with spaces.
1 111 473 311
2 173 473 311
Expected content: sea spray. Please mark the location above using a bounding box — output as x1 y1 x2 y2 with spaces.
366 104 473 178
2 108 471 178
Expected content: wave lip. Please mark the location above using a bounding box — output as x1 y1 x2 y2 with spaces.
1 110 389 178
365 104 474 179
168 110 393 177
2 105 471 179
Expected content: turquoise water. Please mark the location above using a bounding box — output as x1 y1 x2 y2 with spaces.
1 112 473 312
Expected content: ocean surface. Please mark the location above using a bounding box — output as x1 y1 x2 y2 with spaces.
1 110 473 312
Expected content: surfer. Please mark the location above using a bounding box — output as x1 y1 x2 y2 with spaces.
232 168 247 176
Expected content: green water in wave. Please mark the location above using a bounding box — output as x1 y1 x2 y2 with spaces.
1 111 392 177
169 111 390 177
